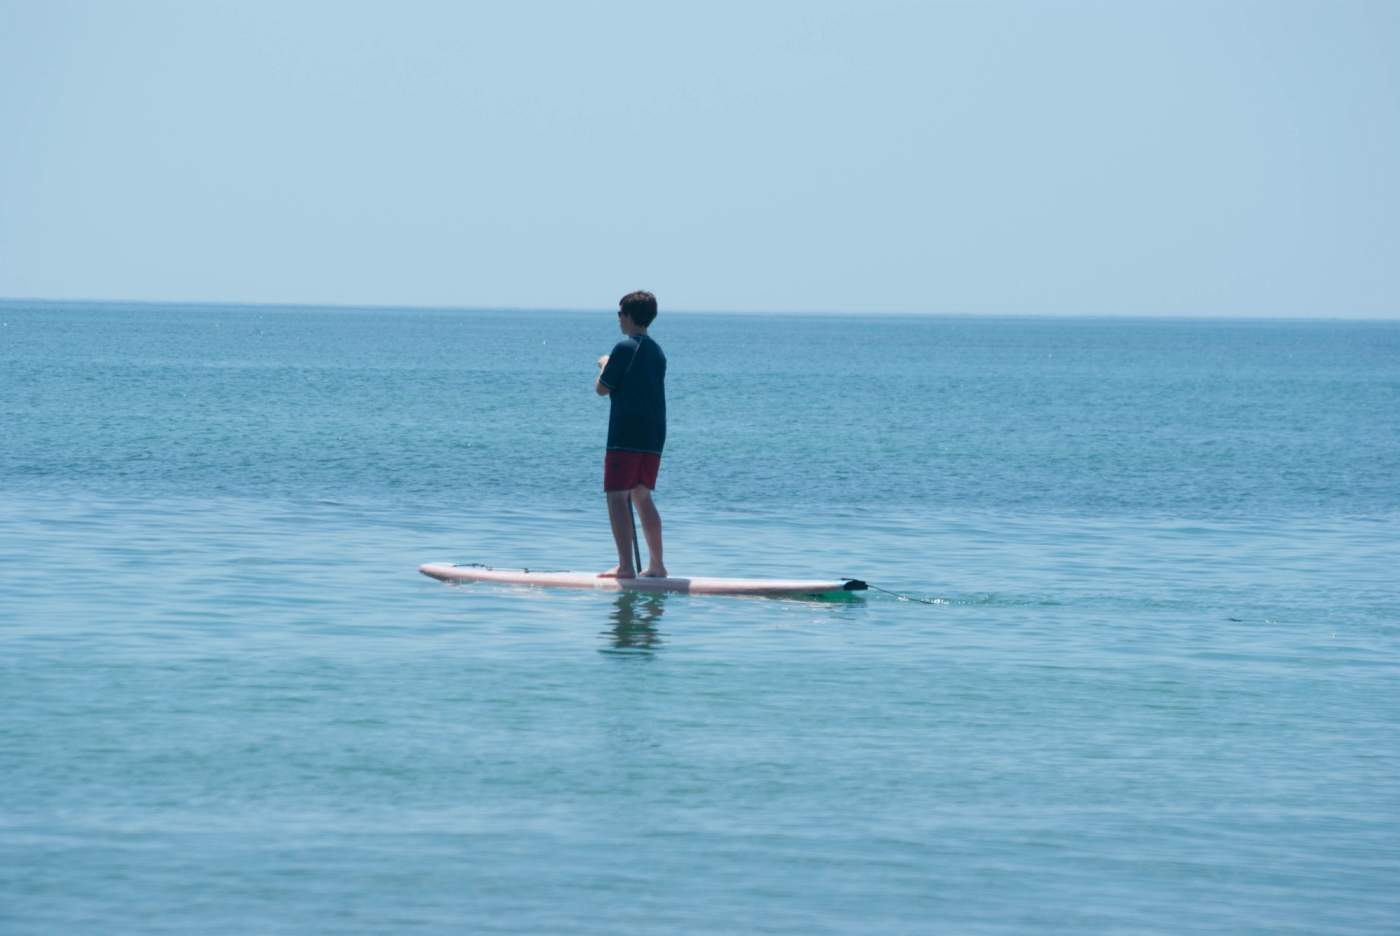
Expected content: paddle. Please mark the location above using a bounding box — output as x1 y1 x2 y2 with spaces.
627 494 643 573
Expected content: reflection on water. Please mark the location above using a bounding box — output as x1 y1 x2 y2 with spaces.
600 591 667 655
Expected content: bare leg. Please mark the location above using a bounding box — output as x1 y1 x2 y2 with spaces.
631 485 667 577
599 489 637 578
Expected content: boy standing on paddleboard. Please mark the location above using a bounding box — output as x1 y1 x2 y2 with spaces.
594 291 667 579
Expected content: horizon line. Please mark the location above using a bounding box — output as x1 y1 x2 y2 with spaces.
1 294 1396 323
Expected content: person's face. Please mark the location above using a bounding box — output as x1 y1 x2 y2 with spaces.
618 309 633 334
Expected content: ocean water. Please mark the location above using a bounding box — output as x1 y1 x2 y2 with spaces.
2 300 1398 934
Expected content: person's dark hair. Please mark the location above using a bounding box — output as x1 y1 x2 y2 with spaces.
619 291 658 328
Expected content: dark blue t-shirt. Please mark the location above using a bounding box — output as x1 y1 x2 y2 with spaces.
599 334 666 454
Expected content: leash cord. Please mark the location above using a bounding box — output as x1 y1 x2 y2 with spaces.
863 582 946 605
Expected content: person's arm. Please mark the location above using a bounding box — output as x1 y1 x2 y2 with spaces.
596 343 633 396
595 355 610 395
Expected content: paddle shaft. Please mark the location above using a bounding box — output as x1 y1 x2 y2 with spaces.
628 494 643 572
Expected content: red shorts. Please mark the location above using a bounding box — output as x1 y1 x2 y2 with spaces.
604 450 661 492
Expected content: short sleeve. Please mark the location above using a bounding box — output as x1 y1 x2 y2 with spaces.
598 339 636 389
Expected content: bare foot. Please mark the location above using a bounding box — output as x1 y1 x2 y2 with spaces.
598 565 637 579
640 566 669 578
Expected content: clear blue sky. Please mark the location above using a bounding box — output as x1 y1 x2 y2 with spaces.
3 0 1397 316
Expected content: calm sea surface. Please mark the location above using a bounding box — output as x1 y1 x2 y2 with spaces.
2 301 1398 933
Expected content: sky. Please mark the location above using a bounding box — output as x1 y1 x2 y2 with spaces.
2 0 1397 317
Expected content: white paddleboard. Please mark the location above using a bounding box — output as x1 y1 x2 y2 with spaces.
420 563 867 598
